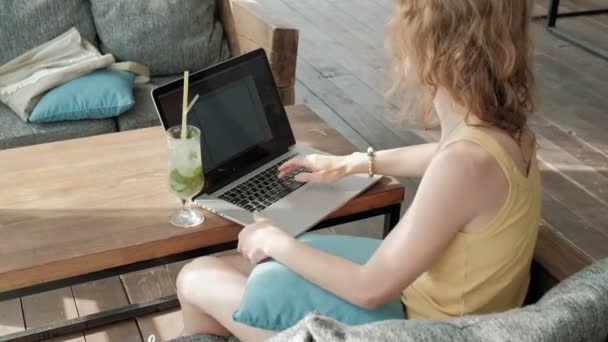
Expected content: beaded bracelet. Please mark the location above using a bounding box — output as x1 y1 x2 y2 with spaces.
367 147 375 178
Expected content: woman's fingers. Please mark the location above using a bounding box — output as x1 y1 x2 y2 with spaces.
278 155 312 178
278 156 302 171
277 163 299 178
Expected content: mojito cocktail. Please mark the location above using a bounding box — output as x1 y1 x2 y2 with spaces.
166 125 205 227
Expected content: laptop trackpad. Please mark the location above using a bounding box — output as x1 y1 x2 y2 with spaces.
263 174 379 236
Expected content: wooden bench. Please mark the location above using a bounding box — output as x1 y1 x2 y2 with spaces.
219 0 299 104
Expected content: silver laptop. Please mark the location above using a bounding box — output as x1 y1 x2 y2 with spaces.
152 49 380 236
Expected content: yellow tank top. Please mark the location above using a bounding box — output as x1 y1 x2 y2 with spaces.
401 127 542 319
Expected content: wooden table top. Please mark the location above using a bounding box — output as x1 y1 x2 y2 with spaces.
0 105 404 293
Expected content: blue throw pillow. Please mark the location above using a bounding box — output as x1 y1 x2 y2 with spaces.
233 234 404 331
29 70 136 123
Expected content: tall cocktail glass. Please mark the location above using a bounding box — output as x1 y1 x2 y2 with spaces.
166 125 205 227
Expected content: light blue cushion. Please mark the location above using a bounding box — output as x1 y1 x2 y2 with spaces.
233 234 404 331
29 70 136 123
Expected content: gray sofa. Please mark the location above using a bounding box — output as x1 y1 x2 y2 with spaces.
172 257 608 342
0 76 176 150
0 0 298 150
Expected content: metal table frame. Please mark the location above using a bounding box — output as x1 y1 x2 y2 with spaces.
0 203 402 342
534 0 608 61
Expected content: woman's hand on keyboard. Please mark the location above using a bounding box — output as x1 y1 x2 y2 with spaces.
278 154 352 183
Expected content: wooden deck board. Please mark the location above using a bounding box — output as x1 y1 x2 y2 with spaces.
534 52 608 137
21 288 84 342
121 267 182 342
295 80 369 151
530 120 608 179
0 299 24 336
73 278 142 342
553 15 608 51
296 59 404 149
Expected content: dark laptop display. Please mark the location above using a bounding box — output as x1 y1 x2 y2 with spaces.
152 49 296 194
185 76 273 171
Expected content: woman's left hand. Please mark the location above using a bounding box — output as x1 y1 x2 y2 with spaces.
237 211 293 264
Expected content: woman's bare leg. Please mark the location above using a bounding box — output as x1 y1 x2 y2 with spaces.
176 253 276 342
177 253 248 337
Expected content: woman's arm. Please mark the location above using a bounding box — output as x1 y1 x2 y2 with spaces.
346 143 439 178
278 143 439 182
265 143 486 309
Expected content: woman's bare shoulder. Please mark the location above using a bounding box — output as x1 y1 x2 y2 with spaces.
434 139 501 177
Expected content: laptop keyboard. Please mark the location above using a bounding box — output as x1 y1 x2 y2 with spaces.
218 156 308 212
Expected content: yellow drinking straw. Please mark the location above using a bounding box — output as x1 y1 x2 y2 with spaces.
181 71 189 139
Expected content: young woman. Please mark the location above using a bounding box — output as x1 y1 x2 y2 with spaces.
176 0 540 340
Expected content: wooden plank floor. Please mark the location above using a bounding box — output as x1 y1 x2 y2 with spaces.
1 0 607 340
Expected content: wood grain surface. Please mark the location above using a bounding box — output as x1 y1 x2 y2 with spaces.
0 105 404 293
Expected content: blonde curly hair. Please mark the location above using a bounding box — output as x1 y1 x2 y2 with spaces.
387 0 536 139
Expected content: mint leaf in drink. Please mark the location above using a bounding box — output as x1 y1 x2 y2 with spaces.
169 167 203 196
170 168 189 185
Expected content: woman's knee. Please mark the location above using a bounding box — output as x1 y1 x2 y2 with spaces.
176 256 225 305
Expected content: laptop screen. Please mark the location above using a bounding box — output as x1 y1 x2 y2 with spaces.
185 76 273 171
153 49 295 194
